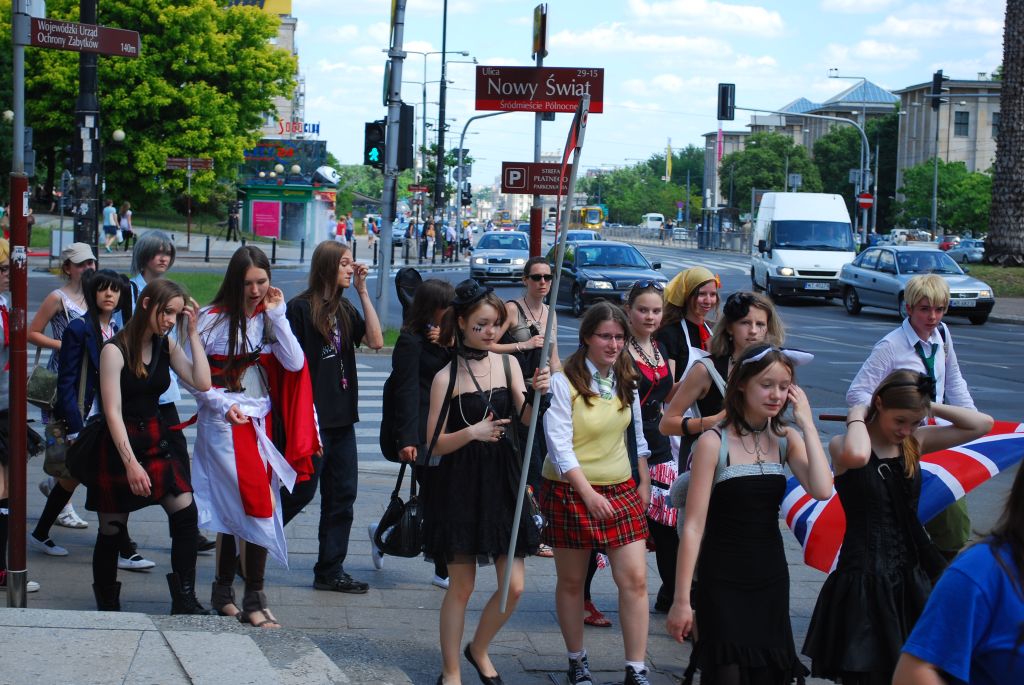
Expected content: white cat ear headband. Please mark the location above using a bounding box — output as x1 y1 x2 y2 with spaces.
741 346 814 367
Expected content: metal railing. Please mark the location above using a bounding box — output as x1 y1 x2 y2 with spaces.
602 225 753 254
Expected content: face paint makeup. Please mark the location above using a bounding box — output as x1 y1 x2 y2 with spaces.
472 325 484 333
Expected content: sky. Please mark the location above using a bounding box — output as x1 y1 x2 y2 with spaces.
291 0 1005 186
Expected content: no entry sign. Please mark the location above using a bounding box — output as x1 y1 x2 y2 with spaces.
501 163 570 195
857 192 874 209
476 66 604 113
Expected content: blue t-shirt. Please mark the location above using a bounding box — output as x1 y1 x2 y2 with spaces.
103 205 118 227
902 541 1024 685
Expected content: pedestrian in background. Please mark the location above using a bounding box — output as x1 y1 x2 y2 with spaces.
226 206 239 242
894 460 1024 685
282 240 383 595
423 279 548 685
803 370 993 683
667 345 831 685
376 278 455 588
89 279 214 615
190 246 318 628
542 302 652 685
847 275 976 562
118 202 133 251
345 212 354 245
102 200 119 253
335 215 347 243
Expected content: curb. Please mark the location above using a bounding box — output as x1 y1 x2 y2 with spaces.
988 313 1024 325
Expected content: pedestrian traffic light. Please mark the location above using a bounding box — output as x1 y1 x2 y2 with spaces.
363 120 386 169
461 183 472 207
717 83 736 121
930 70 950 111
397 104 414 171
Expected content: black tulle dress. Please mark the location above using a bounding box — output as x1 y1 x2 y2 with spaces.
693 457 809 684
421 388 540 565
802 450 931 684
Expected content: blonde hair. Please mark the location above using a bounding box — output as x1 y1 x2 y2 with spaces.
0 238 9 263
904 274 949 310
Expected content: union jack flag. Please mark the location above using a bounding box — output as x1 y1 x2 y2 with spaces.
783 421 1024 573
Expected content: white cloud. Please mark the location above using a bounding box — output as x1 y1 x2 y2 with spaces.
867 2 1004 39
823 40 918 66
627 0 785 36
549 24 730 55
820 0 897 12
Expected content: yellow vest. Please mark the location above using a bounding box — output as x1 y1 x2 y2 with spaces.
543 387 632 485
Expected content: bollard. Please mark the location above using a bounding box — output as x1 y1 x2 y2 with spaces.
204 235 210 263
373 241 378 266
352 240 357 261
271 237 277 265
299 238 305 264
241 236 246 247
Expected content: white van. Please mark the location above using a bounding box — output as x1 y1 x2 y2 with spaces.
640 213 665 230
750 193 855 300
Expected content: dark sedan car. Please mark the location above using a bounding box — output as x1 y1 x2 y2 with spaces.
839 245 995 325
545 240 667 316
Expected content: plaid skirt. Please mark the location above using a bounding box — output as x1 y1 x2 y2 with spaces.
85 414 192 513
540 478 649 549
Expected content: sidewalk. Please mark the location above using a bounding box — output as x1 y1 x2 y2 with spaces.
3 435 834 684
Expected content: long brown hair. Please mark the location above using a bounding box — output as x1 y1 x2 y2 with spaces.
298 240 355 346
710 291 784 358
721 344 793 437
564 301 637 409
114 279 188 379
440 292 507 348
867 369 932 478
402 279 454 335
206 246 273 382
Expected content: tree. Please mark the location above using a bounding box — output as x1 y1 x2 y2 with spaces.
894 159 991 233
3 0 297 209
986 1 1024 264
720 132 821 213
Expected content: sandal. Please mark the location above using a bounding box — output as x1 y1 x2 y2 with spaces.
583 599 612 628
536 544 555 558
239 589 281 629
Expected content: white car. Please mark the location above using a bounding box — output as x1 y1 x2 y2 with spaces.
543 220 557 233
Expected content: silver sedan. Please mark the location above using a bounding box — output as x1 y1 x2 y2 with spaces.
470 231 530 282
946 239 985 264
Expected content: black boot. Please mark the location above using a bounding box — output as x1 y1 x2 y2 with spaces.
93 582 122 611
167 572 216 615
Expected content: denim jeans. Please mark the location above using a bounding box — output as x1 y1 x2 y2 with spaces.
279 425 358 580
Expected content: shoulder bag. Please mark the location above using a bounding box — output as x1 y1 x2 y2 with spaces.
43 353 89 478
372 463 423 558
27 297 69 410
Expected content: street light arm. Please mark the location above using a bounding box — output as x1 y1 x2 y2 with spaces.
454 111 513 234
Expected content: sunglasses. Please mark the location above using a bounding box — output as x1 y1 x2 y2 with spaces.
630 280 664 292
527 273 554 282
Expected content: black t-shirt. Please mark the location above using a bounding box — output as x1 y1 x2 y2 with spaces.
286 295 365 429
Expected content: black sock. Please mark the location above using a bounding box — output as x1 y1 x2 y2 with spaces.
32 482 74 541
167 502 199 577
93 525 123 587
584 549 599 602
0 498 9 572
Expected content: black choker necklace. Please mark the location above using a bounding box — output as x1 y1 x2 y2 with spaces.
458 344 488 361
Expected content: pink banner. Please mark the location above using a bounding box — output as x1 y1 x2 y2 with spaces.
251 200 281 238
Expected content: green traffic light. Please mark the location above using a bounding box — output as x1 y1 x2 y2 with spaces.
368 148 380 163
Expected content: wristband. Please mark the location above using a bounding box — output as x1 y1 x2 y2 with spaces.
846 419 866 427
681 417 691 437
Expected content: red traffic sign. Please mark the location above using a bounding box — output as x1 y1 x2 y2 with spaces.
857 192 874 209
166 157 214 171
408 185 429 193
29 18 140 58
476 66 604 114
501 162 569 195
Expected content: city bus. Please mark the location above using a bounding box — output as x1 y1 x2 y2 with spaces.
569 205 605 232
493 209 514 229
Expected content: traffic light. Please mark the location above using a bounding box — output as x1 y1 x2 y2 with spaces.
397 104 414 171
461 183 472 207
717 83 736 121
363 120 386 169
930 70 950 111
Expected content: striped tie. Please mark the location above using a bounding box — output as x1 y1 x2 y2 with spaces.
595 372 614 400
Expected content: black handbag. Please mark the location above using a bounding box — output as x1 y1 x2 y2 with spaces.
373 463 423 558
65 417 108 488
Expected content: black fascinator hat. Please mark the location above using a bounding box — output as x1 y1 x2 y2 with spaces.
451 278 493 307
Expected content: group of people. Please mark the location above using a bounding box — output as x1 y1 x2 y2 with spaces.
1 231 383 629
1 238 1019 685
101 199 135 253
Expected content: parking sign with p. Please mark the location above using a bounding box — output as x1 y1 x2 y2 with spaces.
504 166 527 190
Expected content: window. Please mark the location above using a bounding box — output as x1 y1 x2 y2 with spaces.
857 249 880 270
992 111 1000 139
954 111 969 137
877 251 896 273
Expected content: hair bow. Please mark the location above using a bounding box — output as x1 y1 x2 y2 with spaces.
741 346 814 367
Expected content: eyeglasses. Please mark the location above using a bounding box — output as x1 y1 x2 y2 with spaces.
630 280 664 292
592 333 626 343
527 273 553 282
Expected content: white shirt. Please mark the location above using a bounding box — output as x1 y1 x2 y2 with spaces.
544 358 650 477
847 318 974 409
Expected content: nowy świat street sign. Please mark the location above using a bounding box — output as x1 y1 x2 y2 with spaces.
27 17 141 58
476 66 604 113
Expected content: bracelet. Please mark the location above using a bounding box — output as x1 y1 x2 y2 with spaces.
846 419 866 427
515 343 522 353
681 417 691 437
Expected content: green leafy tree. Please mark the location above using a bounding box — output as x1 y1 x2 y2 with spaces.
720 132 821 213
3 0 297 209
895 159 991 233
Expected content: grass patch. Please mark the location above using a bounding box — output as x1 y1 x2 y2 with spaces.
383 328 400 347
963 264 1024 298
165 272 225 305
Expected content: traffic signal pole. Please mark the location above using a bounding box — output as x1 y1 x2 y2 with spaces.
375 0 408 329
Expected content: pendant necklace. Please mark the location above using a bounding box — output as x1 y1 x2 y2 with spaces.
522 298 545 330
630 337 663 380
459 354 494 429
739 423 771 472
329 312 348 390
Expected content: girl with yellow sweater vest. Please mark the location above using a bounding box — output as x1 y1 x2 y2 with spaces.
542 301 653 685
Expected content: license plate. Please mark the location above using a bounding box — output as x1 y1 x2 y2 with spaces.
804 282 830 290
490 267 510 274
950 299 976 307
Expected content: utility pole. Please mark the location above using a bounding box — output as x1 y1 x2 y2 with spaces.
433 0 449 236
72 0 101 253
529 4 548 257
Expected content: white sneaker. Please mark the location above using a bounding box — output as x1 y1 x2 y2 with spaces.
29 534 69 556
368 523 384 570
27 580 40 593
431 574 450 590
118 553 156 571
55 503 88 529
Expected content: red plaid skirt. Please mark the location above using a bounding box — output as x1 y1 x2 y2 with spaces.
539 478 649 549
85 414 192 513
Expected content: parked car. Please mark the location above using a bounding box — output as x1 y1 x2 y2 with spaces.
946 239 985 264
565 230 602 242
938 234 961 251
839 245 995 325
672 227 689 241
470 231 530 282
516 222 531 233
543 220 557 233
545 240 667 317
